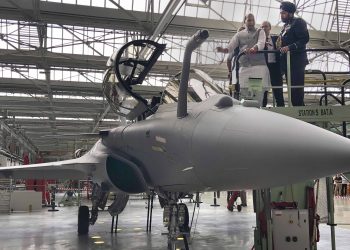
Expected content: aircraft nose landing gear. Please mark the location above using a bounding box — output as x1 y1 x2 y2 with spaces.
163 199 190 250
78 205 90 235
77 182 110 235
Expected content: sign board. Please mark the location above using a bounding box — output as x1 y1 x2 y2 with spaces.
265 105 350 122
248 77 263 92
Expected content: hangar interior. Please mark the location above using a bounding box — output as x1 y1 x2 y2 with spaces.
0 0 350 249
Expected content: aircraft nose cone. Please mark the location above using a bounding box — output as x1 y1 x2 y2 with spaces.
220 107 350 188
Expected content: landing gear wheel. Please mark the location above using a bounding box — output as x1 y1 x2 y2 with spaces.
237 205 242 212
78 205 90 235
166 203 190 250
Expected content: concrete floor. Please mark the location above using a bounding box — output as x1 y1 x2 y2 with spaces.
0 192 349 250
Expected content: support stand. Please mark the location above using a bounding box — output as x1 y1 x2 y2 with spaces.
326 176 337 250
210 192 220 207
48 186 59 212
195 192 202 208
146 191 154 232
111 214 119 233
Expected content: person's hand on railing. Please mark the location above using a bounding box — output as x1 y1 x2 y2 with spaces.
280 46 290 53
244 46 258 54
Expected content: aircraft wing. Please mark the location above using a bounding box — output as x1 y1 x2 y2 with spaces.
0 156 98 180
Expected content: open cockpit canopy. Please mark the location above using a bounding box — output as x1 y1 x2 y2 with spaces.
162 69 225 104
103 40 165 120
103 40 225 120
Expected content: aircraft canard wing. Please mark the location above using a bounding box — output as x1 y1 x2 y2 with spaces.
0 156 98 180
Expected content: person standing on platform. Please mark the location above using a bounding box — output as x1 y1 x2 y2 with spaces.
278 1 309 106
261 21 285 107
217 13 270 107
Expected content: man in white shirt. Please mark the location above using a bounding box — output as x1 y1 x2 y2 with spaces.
217 13 270 106
226 26 245 99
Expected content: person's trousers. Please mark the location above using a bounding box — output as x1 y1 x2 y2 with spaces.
285 64 306 106
341 184 347 196
240 190 247 206
335 183 342 196
268 63 285 107
227 191 233 203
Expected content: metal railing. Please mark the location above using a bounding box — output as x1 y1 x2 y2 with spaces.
233 48 350 134
233 48 350 106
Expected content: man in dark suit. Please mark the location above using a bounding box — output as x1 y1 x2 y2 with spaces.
278 1 310 106
261 21 285 107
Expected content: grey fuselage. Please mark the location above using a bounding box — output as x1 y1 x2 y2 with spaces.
98 94 350 193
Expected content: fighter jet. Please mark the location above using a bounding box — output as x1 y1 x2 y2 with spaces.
1 30 350 247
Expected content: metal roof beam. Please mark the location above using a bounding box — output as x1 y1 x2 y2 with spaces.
0 0 348 45
0 49 227 80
